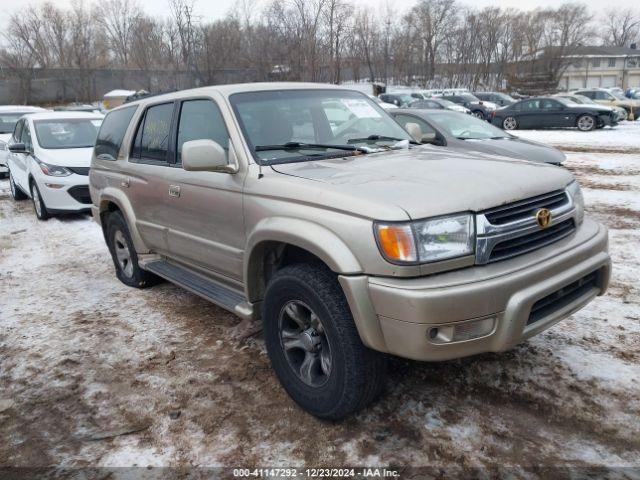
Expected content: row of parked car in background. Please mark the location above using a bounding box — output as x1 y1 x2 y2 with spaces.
377 86 640 131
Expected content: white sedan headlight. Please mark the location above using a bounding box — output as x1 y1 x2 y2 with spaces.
34 157 72 177
375 213 475 264
567 181 584 225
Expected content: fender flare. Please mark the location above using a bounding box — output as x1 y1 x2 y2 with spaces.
97 187 150 254
244 217 363 302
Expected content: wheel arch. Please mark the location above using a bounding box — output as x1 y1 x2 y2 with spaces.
97 188 150 254
244 218 363 304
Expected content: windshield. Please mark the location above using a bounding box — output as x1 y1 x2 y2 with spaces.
555 97 576 107
437 99 458 108
230 89 413 164
34 118 102 149
429 111 510 139
610 91 627 100
0 113 28 134
573 95 595 105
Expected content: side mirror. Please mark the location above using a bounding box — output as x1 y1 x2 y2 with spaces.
182 139 233 173
421 132 437 144
404 122 422 142
9 142 27 153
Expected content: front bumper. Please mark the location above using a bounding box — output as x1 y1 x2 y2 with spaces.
34 170 92 213
339 219 610 361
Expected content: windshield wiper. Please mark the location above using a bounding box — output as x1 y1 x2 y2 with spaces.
346 134 417 145
254 141 363 152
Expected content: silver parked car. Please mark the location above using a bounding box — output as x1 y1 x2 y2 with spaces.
390 109 566 165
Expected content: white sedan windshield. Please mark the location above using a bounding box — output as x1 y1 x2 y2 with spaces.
34 119 102 149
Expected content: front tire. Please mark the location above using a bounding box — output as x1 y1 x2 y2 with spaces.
9 171 28 200
30 181 50 220
502 116 518 130
576 114 596 132
105 211 161 288
263 263 387 420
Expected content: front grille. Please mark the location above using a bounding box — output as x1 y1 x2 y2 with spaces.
484 190 568 225
527 270 599 325
68 167 90 176
67 185 91 204
488 219 575 263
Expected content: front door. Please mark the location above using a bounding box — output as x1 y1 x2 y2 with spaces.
162 98 246 283
11 120 33 191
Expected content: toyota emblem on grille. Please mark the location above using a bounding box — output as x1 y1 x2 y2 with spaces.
536 208 552 229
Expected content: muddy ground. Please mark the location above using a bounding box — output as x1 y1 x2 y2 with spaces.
1 144 638 478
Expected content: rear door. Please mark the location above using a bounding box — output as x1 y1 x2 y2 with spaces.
162 97 246 282
125 102 176 254
516 100 541 128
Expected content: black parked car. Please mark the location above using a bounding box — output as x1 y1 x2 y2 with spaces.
474 92 516 107
491 97 617 132
438 93 496 120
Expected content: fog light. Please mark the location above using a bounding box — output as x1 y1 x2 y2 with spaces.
428 316 496 344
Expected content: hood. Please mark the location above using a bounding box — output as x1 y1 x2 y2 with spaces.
35 147 94 168
269 146 574 221
449 137 566 165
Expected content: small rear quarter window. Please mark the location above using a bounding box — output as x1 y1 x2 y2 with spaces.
94 106 137 160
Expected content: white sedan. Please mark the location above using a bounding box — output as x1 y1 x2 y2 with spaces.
7 111 103 220
0 106 48 177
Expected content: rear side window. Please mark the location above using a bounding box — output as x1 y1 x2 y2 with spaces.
95 106 137 160
131 102 174 163
176 100 229 164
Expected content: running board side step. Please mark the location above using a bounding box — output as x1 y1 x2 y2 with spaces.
144 260 256 320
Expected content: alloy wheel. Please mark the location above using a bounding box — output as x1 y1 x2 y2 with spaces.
278 300 332 387
577 115 595 131
503 117 517 130
472 111 485 119
113 230 134 278
31 184 42 217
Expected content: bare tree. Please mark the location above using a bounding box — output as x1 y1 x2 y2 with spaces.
601 8 640 47
95 0 143 66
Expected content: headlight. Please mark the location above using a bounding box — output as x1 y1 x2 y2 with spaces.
34 157 72 177
567 181 584 225
375 213 475 264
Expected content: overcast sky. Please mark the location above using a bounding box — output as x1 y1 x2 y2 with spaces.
0 0 636 30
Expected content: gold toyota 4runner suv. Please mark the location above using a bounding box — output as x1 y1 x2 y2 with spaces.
90 83 611 419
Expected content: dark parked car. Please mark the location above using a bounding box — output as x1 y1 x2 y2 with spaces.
390 109 565 165
378 93 414 107
491 97 617 131
474 92 516 107
438 93 496 120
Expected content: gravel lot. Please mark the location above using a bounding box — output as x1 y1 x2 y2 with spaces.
1 124 639 477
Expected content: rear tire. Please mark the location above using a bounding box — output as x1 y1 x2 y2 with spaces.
502 116 518 130
9 171 28 200
263 262 387 420
105 210 162 288
30 181 50 220
472 110 485 120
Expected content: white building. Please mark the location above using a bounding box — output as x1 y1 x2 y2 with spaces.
559 46 640 91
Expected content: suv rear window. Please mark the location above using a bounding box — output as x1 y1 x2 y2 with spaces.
95 106 137 160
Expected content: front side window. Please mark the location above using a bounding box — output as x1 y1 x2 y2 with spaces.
177 99 229 163
34 118 102 149
95 106 137 160
21 123 33 151
13 119 24 143
393 114 436 136
131 102 174 162
230 89 412 165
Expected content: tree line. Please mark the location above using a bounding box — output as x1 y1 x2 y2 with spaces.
1 0 639 95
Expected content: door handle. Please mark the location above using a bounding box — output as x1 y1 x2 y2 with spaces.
169 185 181 197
